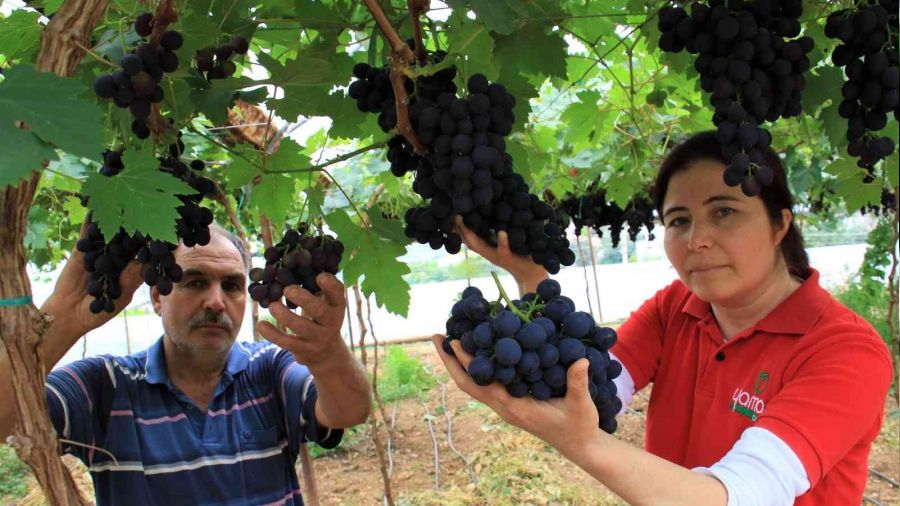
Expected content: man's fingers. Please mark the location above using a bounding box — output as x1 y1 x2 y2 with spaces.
269 301 323 338
283 286 329 323
316 273 346 308
257 321 295 348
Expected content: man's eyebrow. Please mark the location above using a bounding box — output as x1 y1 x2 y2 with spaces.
181 269 245 282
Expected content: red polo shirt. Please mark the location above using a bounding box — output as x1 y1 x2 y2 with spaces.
612 269 892 505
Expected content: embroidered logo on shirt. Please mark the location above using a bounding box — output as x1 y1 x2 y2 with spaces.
731 370 768 421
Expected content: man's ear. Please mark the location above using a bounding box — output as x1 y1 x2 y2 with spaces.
150 286 161 315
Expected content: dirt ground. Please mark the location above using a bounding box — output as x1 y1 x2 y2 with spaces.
16 341 900 505
312 343 900 505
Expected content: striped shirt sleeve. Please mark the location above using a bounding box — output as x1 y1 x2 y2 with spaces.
272 350 343 451
45 356 117 462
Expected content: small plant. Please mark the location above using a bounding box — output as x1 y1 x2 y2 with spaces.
0 445 30 501
377 346 437 403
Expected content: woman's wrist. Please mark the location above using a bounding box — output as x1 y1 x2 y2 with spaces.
515 268 549 296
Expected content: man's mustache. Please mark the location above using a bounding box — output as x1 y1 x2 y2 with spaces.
189 310 233 330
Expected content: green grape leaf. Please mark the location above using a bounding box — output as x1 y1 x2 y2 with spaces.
0 64 105 162
223 155 262 189
81 150 196 242
0 119 57 188
801 65 843 114
191 84 238 124
252 173 295 230
325 209 411 316
0 10 42 62
492 23 568 80
826 157 881 212
560 91 614 146
448 0 529 35
63 195 88 224
366 205 409 244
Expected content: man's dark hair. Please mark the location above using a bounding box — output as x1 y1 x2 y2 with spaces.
652 131 810 279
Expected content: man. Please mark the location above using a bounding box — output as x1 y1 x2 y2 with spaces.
0 223 371 505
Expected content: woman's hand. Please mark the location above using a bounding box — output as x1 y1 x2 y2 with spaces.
432 334 599 454
453 216 548 295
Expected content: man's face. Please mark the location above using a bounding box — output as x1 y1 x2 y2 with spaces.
151 233 247 358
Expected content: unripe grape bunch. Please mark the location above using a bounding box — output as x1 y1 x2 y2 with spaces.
444 276 623 434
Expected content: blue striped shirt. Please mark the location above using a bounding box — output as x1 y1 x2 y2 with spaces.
45 337 342 506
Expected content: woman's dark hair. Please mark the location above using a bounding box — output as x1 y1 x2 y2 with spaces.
652 131 810 279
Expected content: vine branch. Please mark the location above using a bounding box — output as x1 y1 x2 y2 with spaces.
361 0 428 154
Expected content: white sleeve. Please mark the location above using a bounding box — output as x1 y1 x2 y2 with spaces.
608 351 636 415
692 427 811 506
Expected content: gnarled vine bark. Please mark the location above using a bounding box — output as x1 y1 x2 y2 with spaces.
1 1 109 504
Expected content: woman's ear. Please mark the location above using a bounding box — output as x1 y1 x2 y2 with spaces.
774 208 793 245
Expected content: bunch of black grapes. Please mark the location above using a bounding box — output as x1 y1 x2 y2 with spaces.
76 216 145 314
825 0 899 180
559 187 656 247
658 0 815 196
81 136 216 306
347 47 575 274
860 187 898 217
92 12 182 139
444 278 623 434
138 136 217 295
195 36 250 81
248 225 345 308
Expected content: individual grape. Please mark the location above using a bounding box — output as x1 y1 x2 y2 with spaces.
468 356 495 386
558 338 587 365
515 323 547 351
492 310 521 337
561 311 594 339
134 12 153 37
495 337 523 366
536 278 561 302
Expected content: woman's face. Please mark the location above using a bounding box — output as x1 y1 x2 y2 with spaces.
661 159 790 305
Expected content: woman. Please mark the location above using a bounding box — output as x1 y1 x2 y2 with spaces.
433 131 892 505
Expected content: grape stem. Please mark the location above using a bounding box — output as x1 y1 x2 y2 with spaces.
265 140 388 173
490 271 529 322
407 0 428 65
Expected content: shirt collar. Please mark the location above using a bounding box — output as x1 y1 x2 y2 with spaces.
682 269 829 336
144 336 251 385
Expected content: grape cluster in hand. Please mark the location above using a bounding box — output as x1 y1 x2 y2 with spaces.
195 36 250 81
92 12 182 140
248 226 345 308
559 187 656 247
77 218 144 313
348 49 575 273
444 279 623 434
81 137 215 303
825 1 899 179
658 0 814 196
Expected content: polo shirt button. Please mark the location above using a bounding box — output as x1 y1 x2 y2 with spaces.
715 351 726 361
